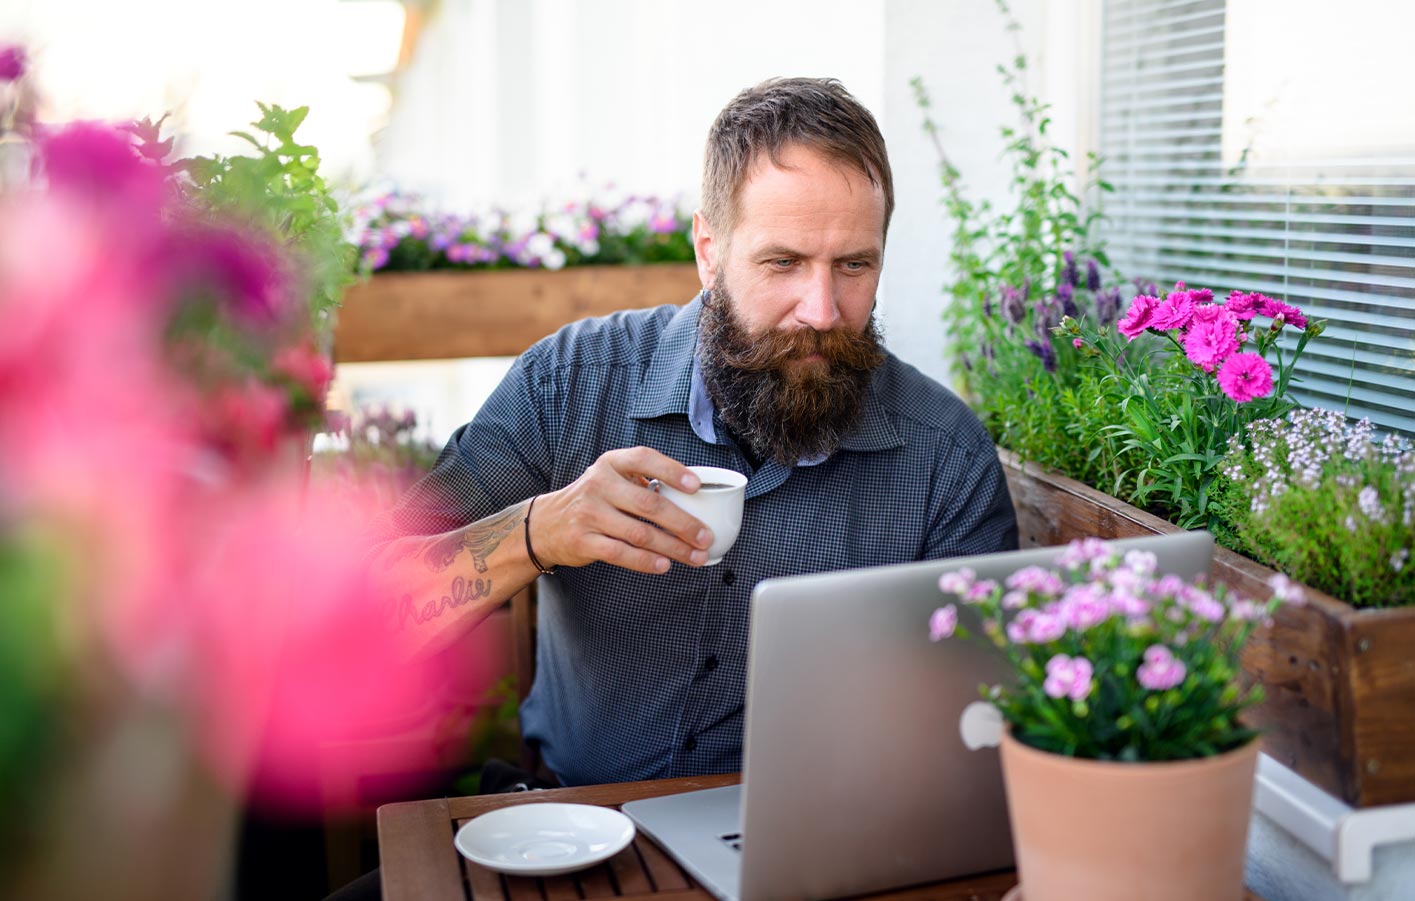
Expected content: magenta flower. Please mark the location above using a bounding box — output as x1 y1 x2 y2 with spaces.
1044 654 1094 701
37 121 166 211
1116 294 1159 339
1266 573 1306 605
0 44 27 82
1149 289 1197 331
1256 295 1308 330
929 605 958 641
964 579 998 604
1183 315 1240 372
1224 290 1259 320
1137 645 1187 691
1056 537 1113 570
1059 584 1111 631
1216 352 1275 403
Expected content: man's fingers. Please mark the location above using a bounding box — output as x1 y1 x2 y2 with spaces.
599 471 712 551
604 446 701 493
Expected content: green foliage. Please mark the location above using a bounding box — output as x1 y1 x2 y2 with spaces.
911 0 1122 488
178 102 357 329
1218 410 1414 608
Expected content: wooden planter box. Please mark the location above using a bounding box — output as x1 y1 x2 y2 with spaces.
1000 449 1415 808
332 263 702 363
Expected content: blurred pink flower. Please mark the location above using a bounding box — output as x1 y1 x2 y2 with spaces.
0 44 25 82
1216 352 1274 403
1043 654 1093 701
929 605 958 641
172 225 296 327
35 121 167 215
208 381 289 456
273 343 334 400
1137 644 1186 691
1257 295 1308 330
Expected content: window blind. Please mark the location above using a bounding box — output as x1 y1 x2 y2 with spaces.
1098 0 1415 435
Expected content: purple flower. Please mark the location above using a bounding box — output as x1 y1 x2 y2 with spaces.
964 580 998 604
1086 259 1101 292
1094 286 1122 326
36 121 164 207
1044 654 1094 701
1057 282 1080 319
1062 251 1079 288
1183 314 1240 373
1000 287 1026 324
0 44 26 82
929 605 958 641
361 246 390 270
174 226 294 327
1024 338 1057 373
1216 352 1275 403
1137 645 1186 691
1117 294 1160 340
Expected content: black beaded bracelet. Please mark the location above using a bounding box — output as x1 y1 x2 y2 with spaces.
524 495 558 576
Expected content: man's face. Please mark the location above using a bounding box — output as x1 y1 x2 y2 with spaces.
692 143 888 465
693 143 886 340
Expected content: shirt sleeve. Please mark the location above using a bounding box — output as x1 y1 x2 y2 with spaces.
372 349 557 540
922 440 1020 559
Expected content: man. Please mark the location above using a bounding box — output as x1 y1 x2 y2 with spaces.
375 77 1018 788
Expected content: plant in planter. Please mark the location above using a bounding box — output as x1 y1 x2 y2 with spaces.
1217 408 1413 608
930 538 1298 899
1059 285 1326 529
350 188 694 274
912 1 1141 491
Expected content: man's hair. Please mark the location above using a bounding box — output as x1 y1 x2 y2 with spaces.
701 77 894 240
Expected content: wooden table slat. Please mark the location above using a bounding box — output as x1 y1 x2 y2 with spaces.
631 834 691 892
504 875 544 901
606 840 655 896
378 798 466 901
575 860 620 898
541 873 582 900
460 853 506 901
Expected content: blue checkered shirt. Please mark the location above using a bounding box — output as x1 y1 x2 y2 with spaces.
383 295 1018 786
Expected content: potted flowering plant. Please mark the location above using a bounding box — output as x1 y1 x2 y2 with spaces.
334 190 702 363
930 538 1299 900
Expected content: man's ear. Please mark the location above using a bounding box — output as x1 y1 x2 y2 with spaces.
692 210 719 291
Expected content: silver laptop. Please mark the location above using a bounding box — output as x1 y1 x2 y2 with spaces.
623 531 1215 901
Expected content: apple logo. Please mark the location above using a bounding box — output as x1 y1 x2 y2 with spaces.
958 700 1003 750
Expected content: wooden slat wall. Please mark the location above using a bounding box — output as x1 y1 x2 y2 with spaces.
333 264 703 363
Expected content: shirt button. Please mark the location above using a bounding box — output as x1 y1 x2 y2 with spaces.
722 568 736 585
682 734 697 753
703 655 719 672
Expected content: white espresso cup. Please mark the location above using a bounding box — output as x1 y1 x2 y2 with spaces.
654 465 748 566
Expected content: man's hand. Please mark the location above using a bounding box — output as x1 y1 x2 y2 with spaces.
528 447 715 573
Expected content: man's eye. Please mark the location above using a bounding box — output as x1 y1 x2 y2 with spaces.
842 261 867 272
771 258 795 269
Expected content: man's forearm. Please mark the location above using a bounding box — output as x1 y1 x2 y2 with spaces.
373 499 542 660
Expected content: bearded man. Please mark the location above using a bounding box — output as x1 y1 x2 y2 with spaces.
375 77 1018 787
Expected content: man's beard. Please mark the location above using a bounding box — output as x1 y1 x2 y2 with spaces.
697 275 886 466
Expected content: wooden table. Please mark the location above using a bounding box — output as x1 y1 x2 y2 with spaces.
377 774 1265 900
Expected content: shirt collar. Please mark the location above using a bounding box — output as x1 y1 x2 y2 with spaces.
629 293 903 460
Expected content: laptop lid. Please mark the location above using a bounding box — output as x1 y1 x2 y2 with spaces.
733 530 1216 901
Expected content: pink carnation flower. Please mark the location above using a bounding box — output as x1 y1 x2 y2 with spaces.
1116 294 1160 340
929 605 958 641
1216 352 1275 403
1224 290 1260 320
1005 565 1066 597
1257 295 1308 330
1149 288 1197 331
0 44 25 82
1137 644 1187 691
938 567 976 596
1044 654 1094 701
1183 314 1241 372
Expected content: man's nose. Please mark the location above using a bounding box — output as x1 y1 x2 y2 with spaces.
792 267 841 331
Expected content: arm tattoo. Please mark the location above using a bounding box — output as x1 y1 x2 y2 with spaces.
387 576 494 632
423 502 527 574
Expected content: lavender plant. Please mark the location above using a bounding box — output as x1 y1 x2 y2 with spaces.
1217 409 1414 608
911 0 1128 488
929 539 1301 760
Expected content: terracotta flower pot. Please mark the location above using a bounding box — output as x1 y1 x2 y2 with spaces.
1000 730 1258 901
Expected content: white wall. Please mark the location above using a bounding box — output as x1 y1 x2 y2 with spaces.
369 0 1093 417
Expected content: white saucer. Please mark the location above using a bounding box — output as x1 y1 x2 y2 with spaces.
454 802 636 877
